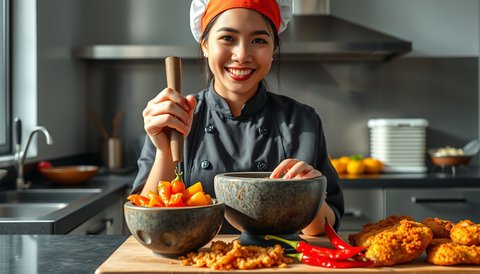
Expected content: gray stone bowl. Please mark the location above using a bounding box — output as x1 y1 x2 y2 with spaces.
214 172 327 240
124 200 225 257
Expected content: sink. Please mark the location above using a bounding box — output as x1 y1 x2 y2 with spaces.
0 188 102 219
0 203 68 219
0 188 102 204
0 177 129 234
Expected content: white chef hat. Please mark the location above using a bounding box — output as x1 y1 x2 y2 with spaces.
190 0 292 43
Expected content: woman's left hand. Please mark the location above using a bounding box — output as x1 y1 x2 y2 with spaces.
270 158 322 179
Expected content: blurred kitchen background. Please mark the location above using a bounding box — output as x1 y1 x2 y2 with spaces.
9 0 479 169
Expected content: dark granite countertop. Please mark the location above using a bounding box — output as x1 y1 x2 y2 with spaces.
0 235 127 274
340 166 480 188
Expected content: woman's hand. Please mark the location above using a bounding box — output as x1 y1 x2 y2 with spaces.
142 88 197 151
270 158 322 179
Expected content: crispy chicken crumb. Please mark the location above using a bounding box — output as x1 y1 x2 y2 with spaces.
179 240 292 270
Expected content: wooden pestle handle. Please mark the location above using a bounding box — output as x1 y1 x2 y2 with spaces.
165 56 183 164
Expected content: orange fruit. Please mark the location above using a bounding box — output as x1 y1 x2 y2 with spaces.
338 156 351 166
330 158 346 174
346 159 366 175
363 157 383 174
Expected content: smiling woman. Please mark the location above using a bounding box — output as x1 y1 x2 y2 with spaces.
132 0 344 236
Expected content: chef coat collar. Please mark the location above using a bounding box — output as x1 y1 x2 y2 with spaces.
206 81 268 118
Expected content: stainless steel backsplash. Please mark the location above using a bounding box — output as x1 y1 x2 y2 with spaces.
85 58 478 167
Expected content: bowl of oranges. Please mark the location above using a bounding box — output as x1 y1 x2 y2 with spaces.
330 155 383 176
124 171 225 257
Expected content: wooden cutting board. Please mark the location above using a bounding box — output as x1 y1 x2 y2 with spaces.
95 235 480 273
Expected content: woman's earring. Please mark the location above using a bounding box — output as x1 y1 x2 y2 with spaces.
203 52 208 58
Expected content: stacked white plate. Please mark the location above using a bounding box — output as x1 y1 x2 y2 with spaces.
368 119 428 173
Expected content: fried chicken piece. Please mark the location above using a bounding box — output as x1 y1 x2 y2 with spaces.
364 219 433 266
450 220 480 246
427 238 480 265
421 217 454 238
348 215 414 248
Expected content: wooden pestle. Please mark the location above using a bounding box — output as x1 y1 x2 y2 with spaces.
165 56 184 168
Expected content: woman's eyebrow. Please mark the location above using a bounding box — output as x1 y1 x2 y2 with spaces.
217 27 271 36
251 30 271 36
217 27 239 33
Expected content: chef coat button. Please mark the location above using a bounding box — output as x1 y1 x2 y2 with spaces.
205 124 215 134
258 126 268 136
257 161 267 171
201 160 211 169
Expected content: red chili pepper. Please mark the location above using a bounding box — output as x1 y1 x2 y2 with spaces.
287 253 374 268
265 235 363 260
325 217 357 250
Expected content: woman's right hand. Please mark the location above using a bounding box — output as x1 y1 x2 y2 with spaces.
142 88 197 151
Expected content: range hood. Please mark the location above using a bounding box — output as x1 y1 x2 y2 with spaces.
74 0 411 62
279 0 412 61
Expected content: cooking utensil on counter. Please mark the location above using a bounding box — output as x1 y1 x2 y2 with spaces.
89 110 125 170
123 200 225 257
89 111 109 139
111 111 123 138
39 165 98 186
165 56 184 177
102 138 123 170
428 140 480 175
214 172 327 249
429 140 479 169
463 139 480 156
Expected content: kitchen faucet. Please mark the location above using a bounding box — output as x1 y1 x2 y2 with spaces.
14 118 53 189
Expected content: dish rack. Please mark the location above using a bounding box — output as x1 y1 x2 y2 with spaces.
368 119 428 173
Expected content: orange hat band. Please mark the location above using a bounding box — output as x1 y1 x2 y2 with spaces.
202 0 281 36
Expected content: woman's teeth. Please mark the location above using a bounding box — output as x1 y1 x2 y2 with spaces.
227 68 253 76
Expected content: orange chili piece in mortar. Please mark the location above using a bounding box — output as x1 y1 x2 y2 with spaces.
157 181 171 206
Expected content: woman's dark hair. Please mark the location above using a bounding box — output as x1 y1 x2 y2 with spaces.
199 13 282 87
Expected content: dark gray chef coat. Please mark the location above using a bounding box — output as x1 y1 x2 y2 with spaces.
132 81 344 231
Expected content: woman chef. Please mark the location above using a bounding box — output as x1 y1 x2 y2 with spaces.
131 0 344 235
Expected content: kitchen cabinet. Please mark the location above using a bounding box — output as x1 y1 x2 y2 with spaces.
68 187 127 235
67 197 124 235
385 188 480 223
339 185 480 232
339 189 384 232
339 170 480 231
